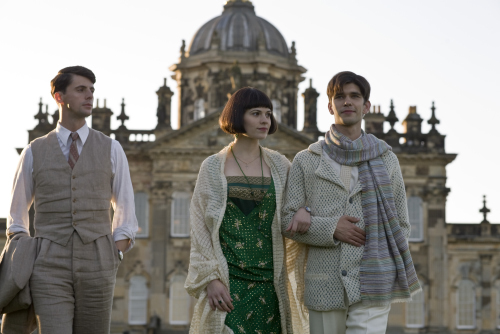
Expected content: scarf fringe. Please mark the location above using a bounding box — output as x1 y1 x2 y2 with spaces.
361 286 424 307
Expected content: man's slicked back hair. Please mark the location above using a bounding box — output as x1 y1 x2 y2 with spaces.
219 87 277 135
326 71 371 103
50 66 96 97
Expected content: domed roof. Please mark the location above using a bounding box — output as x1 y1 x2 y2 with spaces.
188 0 289 58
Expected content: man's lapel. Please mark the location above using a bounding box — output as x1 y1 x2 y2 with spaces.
314 154 347 191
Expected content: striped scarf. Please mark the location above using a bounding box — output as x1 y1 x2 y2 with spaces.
322 125 421 305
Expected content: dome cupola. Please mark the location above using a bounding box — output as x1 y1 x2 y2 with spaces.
188 0 289 58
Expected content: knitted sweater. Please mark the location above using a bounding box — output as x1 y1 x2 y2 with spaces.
186 145 309 334
281 141 410 311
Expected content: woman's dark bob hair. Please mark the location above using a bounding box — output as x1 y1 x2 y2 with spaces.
219 87 278 135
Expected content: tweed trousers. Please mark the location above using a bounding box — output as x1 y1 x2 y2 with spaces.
30 232 120 334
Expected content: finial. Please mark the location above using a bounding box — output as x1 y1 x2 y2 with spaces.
96 99 99 108
480 195 490 224
164 78 167 86
34 97 46 123
385 99 399 130
45 104 49 114
309 78 312 88
117 98 129 127
378 106 381 113
104 99 107 108
427 101 440 134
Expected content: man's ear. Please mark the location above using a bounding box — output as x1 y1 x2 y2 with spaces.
54 92 64 105
327 103 335 116
363 100 371 115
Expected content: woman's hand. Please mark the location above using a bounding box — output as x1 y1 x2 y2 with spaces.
207 279 234 312
286 207 311 237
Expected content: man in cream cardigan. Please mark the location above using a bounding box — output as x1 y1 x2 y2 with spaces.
282 71 421 334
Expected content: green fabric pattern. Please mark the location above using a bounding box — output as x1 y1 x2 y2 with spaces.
227 176 272 215
220 178 281 334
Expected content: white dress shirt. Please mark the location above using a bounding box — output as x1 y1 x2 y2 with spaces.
6 123 138 251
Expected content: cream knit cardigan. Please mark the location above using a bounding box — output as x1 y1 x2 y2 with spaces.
281 141 411 311
185 145 309 334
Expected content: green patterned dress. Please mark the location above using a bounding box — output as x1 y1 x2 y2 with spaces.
220 176 282 334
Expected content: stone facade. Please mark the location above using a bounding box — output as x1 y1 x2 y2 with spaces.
6 1 498 333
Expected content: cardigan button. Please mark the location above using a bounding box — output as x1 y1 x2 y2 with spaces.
341 270 347 276
349 198 353 204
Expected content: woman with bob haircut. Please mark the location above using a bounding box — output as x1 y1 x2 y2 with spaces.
186 87 308 334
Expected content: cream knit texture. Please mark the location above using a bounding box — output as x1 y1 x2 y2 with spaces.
186 145 309 334
281 142 411 311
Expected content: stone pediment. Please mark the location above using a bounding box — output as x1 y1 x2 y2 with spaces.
144 110 315 159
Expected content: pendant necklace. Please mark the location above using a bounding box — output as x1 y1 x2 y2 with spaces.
231 146 266 230
234 154 261 168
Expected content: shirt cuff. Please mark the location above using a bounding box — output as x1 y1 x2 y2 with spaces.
6 224 30 237
113 228 136 252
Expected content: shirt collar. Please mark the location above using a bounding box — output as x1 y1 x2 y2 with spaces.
56 122 89 147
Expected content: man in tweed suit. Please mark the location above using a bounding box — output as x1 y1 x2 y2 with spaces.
282 71 420 334
5 66 138 333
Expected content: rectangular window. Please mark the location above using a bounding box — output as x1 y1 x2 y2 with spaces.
408 196 424 242
170 276 190 324
129 276 148 325
171 192 191 237
272 99 282 122
406 288 425 328
134 192 149 238
457 280 475 329
497 287 500 328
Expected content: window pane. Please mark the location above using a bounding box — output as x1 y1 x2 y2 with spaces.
129 276 148 325
406 288 424 327
170 275 190 324
272 99 281 122
458 280 475 328
194 98 205 121
408 196 423 241
135 192 149 237
171 192 191 237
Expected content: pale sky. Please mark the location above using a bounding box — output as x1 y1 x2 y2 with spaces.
0 0 499 223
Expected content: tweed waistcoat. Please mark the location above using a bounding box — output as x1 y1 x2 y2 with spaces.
31 128 113 246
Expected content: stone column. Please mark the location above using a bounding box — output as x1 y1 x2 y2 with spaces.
480 254 493 330
426 194 448 332
149 180 172 321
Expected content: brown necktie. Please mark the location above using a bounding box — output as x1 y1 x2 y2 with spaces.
68 132 80 169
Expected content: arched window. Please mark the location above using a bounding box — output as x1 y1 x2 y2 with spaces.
457 279 475 329
169 274 190 325
171 192 191 237
406 285 425 328
129 276 148 325
408 196 424 241
194 98 205 121
272 99 281 122
134 192 149 238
